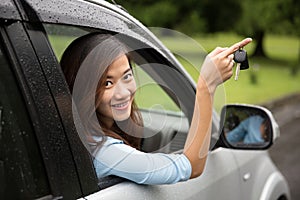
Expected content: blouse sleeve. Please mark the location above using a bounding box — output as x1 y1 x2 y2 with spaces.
226 120 248 143
93 137 192 185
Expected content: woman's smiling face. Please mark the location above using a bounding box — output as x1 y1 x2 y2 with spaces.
97 54 136 127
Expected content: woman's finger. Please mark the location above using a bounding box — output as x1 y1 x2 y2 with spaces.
209 47 228 57
220 38 252 58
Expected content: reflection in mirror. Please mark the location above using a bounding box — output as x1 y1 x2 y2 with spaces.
221 105 272 148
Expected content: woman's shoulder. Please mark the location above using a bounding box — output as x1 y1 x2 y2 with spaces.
106 136 125 145
92 135 125 146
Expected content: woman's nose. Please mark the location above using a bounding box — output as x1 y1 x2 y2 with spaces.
114 81 131 100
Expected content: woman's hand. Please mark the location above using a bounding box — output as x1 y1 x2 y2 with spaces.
199 38 252 94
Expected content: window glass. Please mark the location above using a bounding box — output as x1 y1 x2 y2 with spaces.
43 23 189 153
0 39 50 199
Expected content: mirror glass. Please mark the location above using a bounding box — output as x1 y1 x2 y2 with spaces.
220 105 272 149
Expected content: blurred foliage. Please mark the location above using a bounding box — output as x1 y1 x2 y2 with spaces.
117 0 241 34
117 0 299 35
234 0 300 57
116 0 300 59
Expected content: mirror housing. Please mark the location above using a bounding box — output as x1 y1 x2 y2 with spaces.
216 104 280 150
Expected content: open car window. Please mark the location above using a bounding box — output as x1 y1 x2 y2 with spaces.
43 23 194 154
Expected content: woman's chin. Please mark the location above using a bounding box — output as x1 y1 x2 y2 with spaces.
112 106 131 121
112 111 131 122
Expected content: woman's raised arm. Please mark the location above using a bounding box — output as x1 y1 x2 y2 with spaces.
183 38 252 178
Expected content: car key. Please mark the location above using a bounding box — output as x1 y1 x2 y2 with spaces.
233 48 249 80
233 49 244 80
234 63 240 81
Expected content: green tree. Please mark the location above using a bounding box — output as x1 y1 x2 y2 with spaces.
199 0 241 33
118 0 204 34
236 0 300 58
117 0 240 35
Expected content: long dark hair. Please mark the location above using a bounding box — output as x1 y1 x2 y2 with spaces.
60 33 143 150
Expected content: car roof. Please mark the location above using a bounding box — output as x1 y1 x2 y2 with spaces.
26 0 171 60
0 0 22 20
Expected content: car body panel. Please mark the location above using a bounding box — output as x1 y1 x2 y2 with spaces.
232 150 290 200
84 148 241 200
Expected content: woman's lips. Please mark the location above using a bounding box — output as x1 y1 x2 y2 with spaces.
111 101 130 110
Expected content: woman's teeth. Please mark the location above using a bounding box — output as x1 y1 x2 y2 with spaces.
112 101 128 108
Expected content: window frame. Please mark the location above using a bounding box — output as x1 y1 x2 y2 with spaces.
23 21 100 195
0 19 90 198
0 28 50 200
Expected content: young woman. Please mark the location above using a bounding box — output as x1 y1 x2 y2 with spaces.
61 33 252 184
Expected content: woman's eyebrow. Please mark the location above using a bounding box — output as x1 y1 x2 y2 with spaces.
123 68 132 75
106 67 132 79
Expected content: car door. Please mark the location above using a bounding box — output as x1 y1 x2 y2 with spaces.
21 0 243 199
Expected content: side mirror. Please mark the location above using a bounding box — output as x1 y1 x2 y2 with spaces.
217 104 280 150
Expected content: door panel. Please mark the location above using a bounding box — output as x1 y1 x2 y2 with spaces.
231 150 278 200
85 148 241 200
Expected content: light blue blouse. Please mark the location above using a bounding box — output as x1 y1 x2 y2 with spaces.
93 136 192 185
226 115 265 144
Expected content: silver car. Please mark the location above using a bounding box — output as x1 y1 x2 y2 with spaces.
0 0 290 199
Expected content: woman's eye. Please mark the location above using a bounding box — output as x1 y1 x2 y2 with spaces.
123 73 133 81
105 81 113 87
